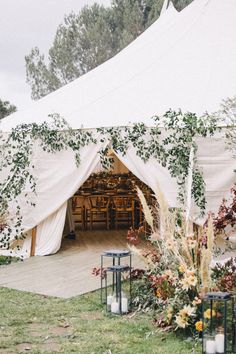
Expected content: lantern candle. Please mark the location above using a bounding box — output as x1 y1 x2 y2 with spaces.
121 295 128 313
215 333 224 353
111 301 119 314
107 294 113 311
205 339 216 354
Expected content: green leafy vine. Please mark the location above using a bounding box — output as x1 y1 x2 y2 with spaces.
97 110 218 214
0 110 219 250
0 114 96 249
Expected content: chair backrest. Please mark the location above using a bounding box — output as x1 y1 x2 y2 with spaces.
72 196 85 211
89 196 110 209
112 196 134 210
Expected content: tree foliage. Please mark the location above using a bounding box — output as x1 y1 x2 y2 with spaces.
216 96 236 157
0 99 17 120
25 0 193 100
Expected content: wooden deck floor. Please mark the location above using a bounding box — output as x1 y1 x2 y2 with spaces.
0 229 145 298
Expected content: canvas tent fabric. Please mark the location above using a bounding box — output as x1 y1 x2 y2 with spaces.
0 0 236 258
1 129 235 259
1 0 236 132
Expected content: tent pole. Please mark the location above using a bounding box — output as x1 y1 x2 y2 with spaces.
30 226 37 257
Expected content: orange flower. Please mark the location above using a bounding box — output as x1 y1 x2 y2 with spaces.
156 290 162 298
195 321 203 332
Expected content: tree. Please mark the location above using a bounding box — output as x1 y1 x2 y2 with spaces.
26 4 120 100
25 0 193 100
0 99 17 120
172 0 193 11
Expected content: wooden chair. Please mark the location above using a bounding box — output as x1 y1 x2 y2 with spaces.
112 196 135 229
87 196 110 230
72 196 86 230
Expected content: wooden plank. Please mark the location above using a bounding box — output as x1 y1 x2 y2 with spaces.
30 226 37 257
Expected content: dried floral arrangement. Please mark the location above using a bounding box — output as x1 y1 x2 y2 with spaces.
213 184 236 245
129 186 236 336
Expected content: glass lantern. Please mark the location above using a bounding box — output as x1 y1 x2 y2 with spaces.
202 292 235 354
100 249 132 305
105 264 131 315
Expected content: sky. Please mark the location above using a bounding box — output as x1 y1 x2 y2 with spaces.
0 0 110 110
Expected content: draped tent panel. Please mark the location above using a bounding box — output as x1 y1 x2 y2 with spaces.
21 135 106 233
194 134 236 222
1 135 107 257
116 134 236 226
35 202 67 256
115 149 178 207
1 130 235 257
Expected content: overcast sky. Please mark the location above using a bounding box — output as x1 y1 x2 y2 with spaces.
0 0 110 110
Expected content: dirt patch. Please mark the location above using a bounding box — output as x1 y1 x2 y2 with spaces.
79 311 103 321
29 323 45 331
15 340 61 353
39 342 60 352
15 342 33 351
49 326 69 336
28 323 47 338
29 332 43 338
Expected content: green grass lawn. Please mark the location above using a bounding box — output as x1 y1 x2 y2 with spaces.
0 287 201 354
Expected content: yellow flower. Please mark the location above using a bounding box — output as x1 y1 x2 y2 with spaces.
188 275 197 286
179 305 195 318
167 308 173 322
204 309 216 319
180 274 197 290
156 290 162 298
178 264 185 273
175 315 188 328
180 277 190 290
195 321 203 332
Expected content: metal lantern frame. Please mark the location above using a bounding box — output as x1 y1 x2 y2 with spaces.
100 249 132 315
105 264 131 314
202 292 235 354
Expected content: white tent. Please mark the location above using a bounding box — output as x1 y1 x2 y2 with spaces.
1 0 236 258
2 0 236 131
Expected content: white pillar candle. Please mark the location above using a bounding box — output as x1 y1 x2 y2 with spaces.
121 297 128 313
107 294 113 311
111 301 119 314
215 333 224 353
206 339 216 354
107 294 113 305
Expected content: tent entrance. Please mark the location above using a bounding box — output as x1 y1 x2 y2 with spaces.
64 153 152 237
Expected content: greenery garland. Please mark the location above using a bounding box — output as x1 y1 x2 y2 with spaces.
98 110 218 213
0 114 96 249
0 110 219 250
